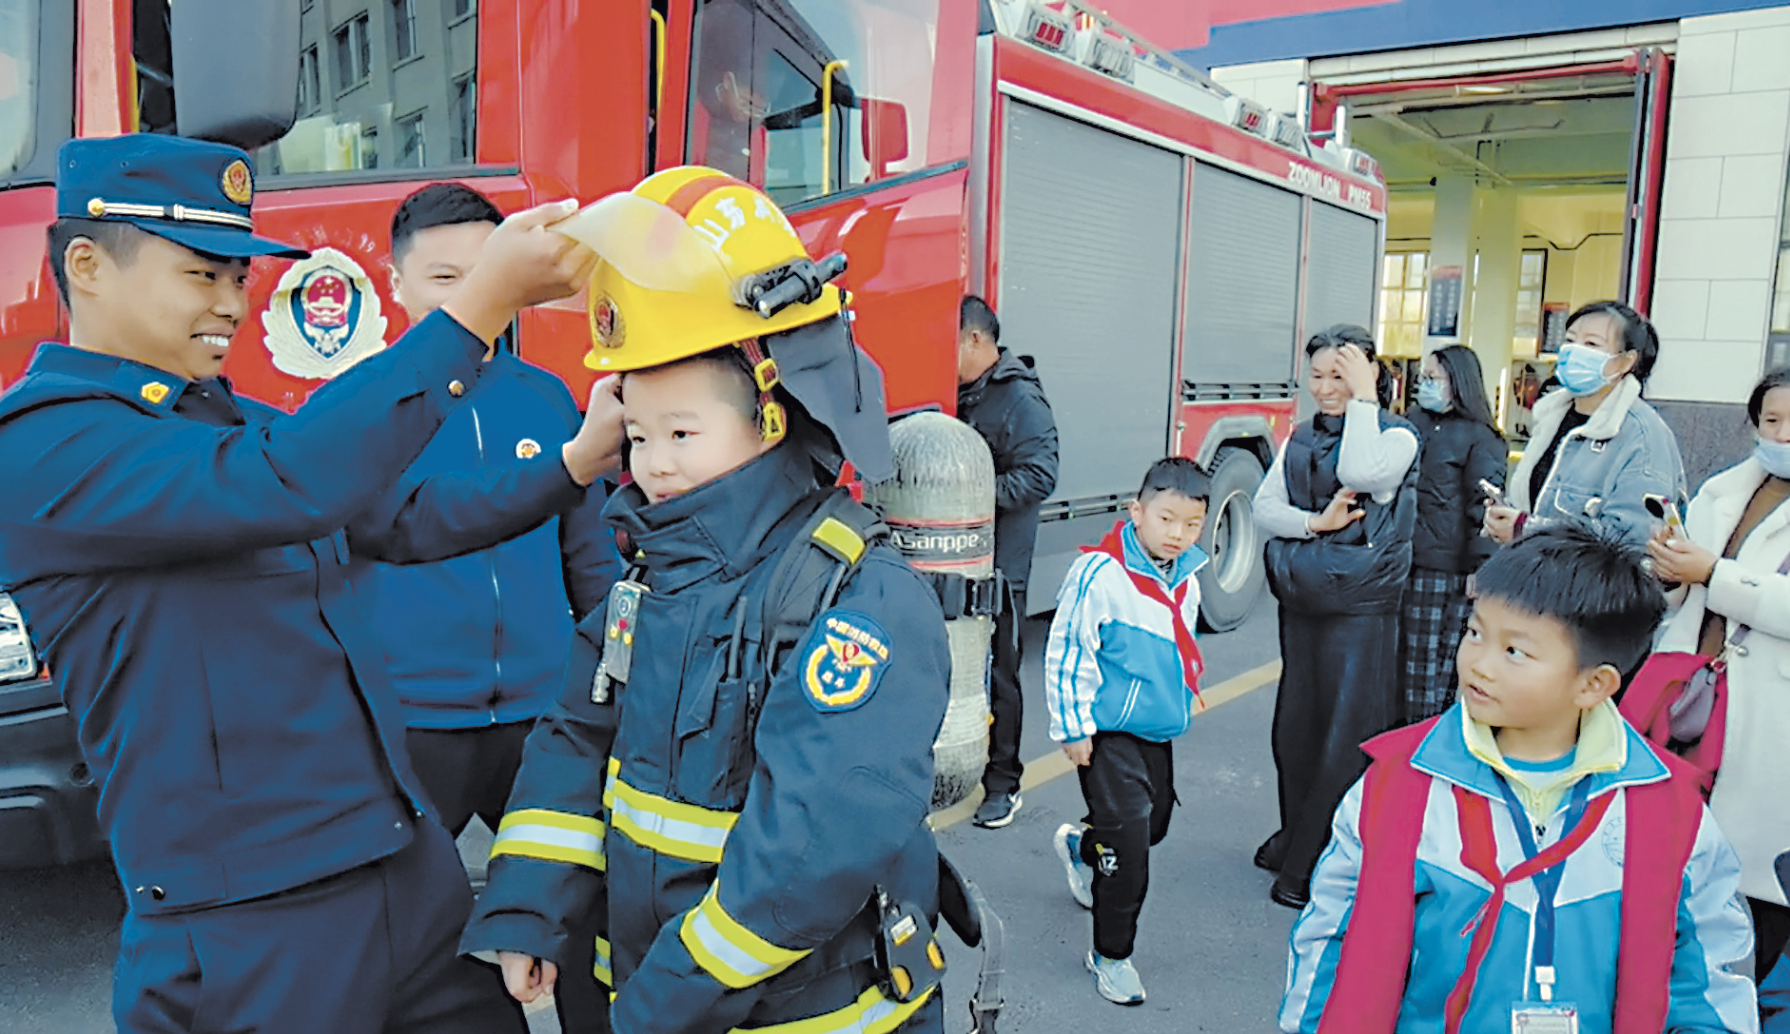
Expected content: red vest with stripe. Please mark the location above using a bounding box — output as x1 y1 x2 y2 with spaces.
1317 716 1706 1034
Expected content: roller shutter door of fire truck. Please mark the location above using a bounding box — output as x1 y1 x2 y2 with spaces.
1182 163 1302 385
1302 202 1380 338
994 101 1183 603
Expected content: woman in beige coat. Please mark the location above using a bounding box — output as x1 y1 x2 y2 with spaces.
1651 365 1790 975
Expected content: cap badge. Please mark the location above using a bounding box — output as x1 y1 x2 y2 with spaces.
260 247 388 381
86 197 106 217
221 160 254 206
516 438 542 460
140 382 170 405
592 294 626 349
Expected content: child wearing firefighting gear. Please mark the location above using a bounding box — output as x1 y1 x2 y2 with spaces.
459 168 952 1033
1281 525 1755 1034
1046 457 1209 1006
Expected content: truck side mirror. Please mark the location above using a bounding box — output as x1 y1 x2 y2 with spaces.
171 1 300 151
860 98 910 179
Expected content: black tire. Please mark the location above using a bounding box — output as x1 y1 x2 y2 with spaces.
1196 446 1267 633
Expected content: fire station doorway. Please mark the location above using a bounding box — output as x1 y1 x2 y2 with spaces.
1317 51 1671 449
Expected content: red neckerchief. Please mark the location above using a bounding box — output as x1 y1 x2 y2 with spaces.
1318 718 1704 1034
1084 520 1205 710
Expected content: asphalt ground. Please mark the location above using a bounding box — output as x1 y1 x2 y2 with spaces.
0 599 1296 1034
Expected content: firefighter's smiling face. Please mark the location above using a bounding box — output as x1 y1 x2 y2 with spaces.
64 229 250 382
622 354 776 504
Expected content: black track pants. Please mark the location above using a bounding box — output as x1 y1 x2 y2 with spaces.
1077 732 1175 960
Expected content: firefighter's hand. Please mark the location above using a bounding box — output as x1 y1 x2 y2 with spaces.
445 199 598 343
1062 740 1093 767
498 952 558 1004
1483 505 1521 544
1307 489 1364 534
563 375 625 486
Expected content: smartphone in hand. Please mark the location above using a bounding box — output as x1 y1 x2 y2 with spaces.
1478 478 1507 509
1644 493 1684 538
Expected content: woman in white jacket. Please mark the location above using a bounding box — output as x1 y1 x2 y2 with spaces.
1650 365 1790 975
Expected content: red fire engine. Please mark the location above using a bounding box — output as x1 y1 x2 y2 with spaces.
0 0 1383 867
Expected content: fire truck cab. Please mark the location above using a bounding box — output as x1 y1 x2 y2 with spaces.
0 0 1382 868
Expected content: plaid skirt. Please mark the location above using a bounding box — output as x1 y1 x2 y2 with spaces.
1399 566 1473 723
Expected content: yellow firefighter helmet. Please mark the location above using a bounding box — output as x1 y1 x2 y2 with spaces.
552 166 844 376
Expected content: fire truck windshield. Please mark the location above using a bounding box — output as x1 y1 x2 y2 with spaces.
689 0 939 207
0 0 37 179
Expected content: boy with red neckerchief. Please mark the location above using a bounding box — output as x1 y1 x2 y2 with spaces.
1044 458 1209 1006
1282 523 1757 1033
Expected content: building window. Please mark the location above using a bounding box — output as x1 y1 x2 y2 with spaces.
397 112 426 168
361 126 380 170
297 47 321 116
451 76 476 162
334 14 371 91
391 0 419 63
1378 252 1429 359
1512 250 1548 356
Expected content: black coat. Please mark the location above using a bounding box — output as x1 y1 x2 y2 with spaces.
957 349 1059 590
1407 407 1506 573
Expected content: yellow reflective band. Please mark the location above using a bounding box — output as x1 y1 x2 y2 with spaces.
680 885 811 989
811 517 866 565
593 934 613 988
733 985 934 1034
605 766 738 864
489 809 606 871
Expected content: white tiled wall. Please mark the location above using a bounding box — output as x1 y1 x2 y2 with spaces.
1651 6 1790 403
1207 58 1306 117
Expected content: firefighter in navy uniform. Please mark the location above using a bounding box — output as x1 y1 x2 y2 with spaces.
0 135 614 1034
461 168 954 1033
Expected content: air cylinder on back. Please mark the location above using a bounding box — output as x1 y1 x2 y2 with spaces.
866 411 996 810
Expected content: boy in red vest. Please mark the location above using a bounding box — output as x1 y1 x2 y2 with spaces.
1281 523 1757 1034
1044 458 1209 1006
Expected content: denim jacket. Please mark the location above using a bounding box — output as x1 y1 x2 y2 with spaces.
1510 375 1686 548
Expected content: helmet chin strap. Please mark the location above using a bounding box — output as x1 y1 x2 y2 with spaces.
738 337 787 444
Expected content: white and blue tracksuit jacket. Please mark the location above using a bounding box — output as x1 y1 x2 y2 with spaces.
1282 705 1758 1034
1043 522 1206 744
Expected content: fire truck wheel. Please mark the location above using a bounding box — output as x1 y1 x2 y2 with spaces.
1195 446 1267 633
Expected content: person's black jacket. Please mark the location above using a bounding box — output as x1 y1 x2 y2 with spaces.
1408 407 1506 574
957 348 1058 591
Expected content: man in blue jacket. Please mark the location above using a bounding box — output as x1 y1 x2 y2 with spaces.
0 135 618 1034
376 182 620 1033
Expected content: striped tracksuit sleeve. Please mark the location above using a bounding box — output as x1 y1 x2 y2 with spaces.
1044 553 1107 744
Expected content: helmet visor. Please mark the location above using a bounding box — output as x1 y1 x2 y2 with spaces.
551 192 734 297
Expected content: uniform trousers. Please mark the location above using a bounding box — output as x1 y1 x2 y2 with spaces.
1077 732 1176 960
1265 609 1400 898
113 818 525 1034
406 721 609 1034
981 586 1027 797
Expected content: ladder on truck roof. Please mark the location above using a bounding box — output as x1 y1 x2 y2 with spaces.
985 0 1383 184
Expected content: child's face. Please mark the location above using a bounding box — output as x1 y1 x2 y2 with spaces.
1127 491 1207 563
1456 597 1615 740
623 362 773 504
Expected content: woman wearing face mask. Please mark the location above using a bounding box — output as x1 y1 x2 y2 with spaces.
1252 325 1419 909
1649 366 1790 977
1484 300 1687 546
1401 345 1506 723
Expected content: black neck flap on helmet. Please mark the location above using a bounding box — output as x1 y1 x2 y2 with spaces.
764 313 893 485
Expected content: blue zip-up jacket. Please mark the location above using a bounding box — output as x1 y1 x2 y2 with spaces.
1282 704 1757 1034
1043 521 1206 744
0 313 595 916
355 352 618 729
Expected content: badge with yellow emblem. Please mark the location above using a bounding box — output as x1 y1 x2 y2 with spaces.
802 611 890 713
220 159 254 205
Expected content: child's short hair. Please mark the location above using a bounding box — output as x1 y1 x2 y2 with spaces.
1472 522 1665 673
1136 457 1210 505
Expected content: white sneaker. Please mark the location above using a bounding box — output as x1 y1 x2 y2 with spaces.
1052 824 1093 909
1086 951 1146 1005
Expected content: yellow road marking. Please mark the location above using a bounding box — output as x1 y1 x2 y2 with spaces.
930 659 1283 831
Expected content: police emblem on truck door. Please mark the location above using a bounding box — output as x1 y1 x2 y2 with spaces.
260 247 388 380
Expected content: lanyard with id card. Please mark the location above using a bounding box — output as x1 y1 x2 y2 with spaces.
1500 777 1592 1034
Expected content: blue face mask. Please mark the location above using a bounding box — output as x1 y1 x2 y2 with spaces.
1756 437 1790 479
1556 343 1619 397
1416 378 1451 413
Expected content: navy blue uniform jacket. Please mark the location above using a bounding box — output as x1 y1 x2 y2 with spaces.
463 444 950 1033
0 312 591 916
356 352 617 729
